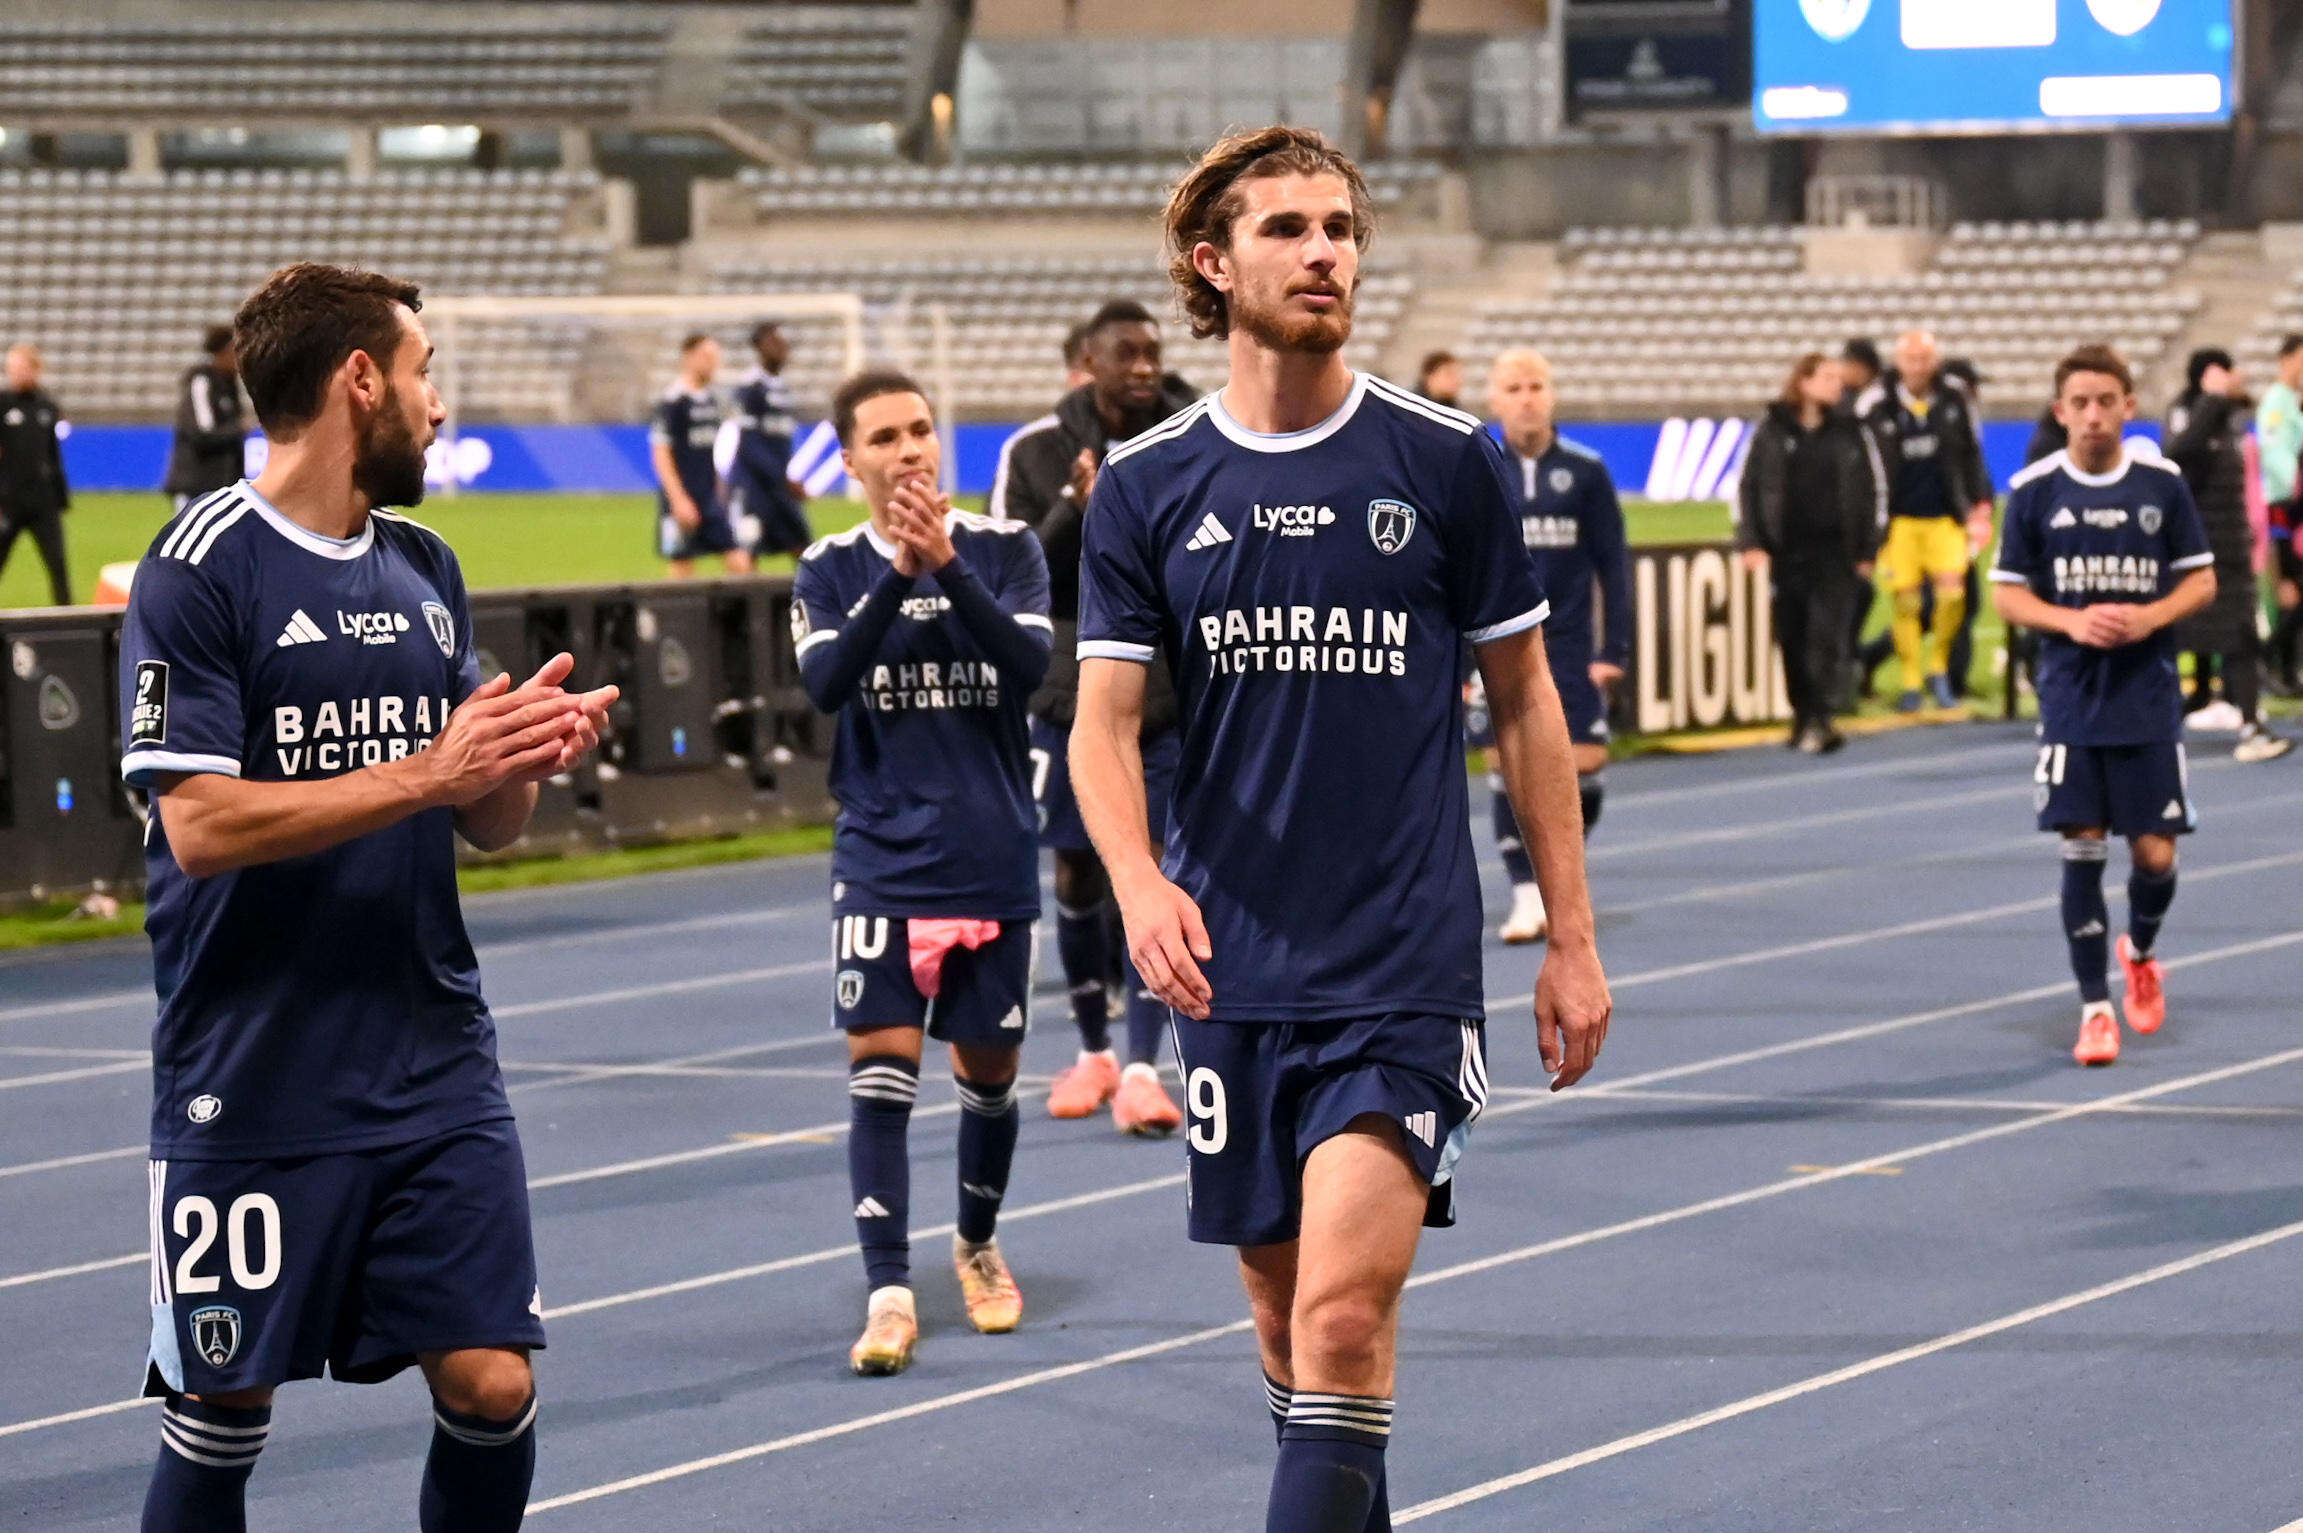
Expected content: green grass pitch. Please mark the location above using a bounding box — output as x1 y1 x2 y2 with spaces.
1 492 1742 610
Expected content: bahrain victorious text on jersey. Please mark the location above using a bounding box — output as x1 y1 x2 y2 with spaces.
1076 374 1548 1022
118 482 510 1160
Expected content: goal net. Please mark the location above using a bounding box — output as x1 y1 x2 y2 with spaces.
423 291 957 497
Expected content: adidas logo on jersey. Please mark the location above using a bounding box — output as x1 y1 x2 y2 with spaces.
2049 507 2078 529
1403 1110 1437 1147
853 1197 891 1219
275 610 329 647
1184 513 1233 552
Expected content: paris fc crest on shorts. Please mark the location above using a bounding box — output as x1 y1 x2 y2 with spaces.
190 1305 242 1367
1368 498 1417 555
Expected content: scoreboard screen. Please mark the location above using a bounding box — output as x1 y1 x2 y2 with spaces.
1753 0 2235 134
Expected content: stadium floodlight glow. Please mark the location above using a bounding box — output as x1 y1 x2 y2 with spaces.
423 292 873 499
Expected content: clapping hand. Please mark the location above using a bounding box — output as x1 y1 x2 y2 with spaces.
886 476 955 576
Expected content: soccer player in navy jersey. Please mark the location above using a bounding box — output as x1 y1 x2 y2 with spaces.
727 321 815 558
120 263 616 1533
652 332 753 578
1070 127 1612 1532
1482 348 1630 943
792 370 1053 1375
1991 345 2217 1067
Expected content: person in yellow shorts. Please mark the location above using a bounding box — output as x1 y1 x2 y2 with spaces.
1855 330 1992 710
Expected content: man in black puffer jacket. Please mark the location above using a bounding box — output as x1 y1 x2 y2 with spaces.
2165 348 2291 761
1740 352 1887 752
989 299 1198 1135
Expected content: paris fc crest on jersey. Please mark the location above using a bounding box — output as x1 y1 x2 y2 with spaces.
190 1305 242 1367
1799 0 1869 42
1368 499 1418 556
422 601 454 658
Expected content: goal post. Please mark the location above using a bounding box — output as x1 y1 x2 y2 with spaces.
421 290 956 498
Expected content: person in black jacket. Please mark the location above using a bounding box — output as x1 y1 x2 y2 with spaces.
2164 348 2291 761
989 299 1198 1135
163 325 248 512
1741 352 1887 752
0 343 72 605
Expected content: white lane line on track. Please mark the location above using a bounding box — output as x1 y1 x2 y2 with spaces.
0 1252 143 1290
1571 1087 2303 1120
16 928 2303 1446
1606 736 2025 807
14 897 2303 1305
1590 782 2024 862
522 1029 2303 1513
0 1145 143 1180
0 1046 146 1060
540 1173 1186 1321
0 1395 150 1439
1395 1213 2303 1521
0 1060 146 1090
0 751 2253 1030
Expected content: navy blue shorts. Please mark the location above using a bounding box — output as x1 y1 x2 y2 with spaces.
1550 651 1611 748
831 914 1033 1045
2034 738 2195 838
657 494 738 560
1169 1015 1489 1248
727 473 811 556
144 1119 543 1398
1031 716 1179 852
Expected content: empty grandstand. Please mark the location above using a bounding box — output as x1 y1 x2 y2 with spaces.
0 167 611 419
1465 220 2206 415
0 18 672 119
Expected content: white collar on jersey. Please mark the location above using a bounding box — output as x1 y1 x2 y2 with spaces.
2061 446 2137 487
861 519 900 561
1205 371 1368 453
240 479 376 561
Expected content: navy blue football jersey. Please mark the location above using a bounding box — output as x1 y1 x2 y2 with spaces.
651 384 725 515
1077 373 1548 1022
1991 448 2214 746
1507 435 1631 667
728 368 797 487
118 483 505 1159
792 513 1052 919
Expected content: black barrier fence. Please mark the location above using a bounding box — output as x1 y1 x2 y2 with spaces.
1 577 837 908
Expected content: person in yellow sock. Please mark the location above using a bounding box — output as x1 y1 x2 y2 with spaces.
1858 330 1987 710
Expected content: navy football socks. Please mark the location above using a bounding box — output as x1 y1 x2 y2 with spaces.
953 1074 1018 1245
2129 860 2177 959
1263 1375 1391 1532
848 1054 919 1288
1579 772 1605 837
1268 1392 1393 1533
419 1391 536 1533
1122 957 1165 1068
1491 789 1534 886
142 1394 270 1533
2061 838 2112 1004
1055 900 1113 1053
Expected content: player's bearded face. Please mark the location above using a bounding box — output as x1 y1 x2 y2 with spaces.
1218 176 1358 355
353 376 430 508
